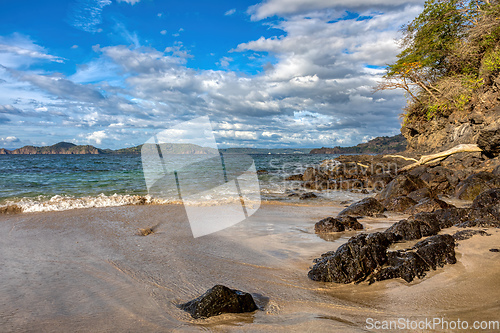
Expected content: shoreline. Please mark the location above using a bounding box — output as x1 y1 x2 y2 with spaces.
1 203 499 331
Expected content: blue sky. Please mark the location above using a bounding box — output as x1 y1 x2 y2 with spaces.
0 0 425 149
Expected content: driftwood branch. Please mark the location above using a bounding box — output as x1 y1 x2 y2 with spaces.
384 155 419 162
395 144 483 173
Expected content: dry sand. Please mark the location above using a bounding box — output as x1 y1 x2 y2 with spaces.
0 203 499 332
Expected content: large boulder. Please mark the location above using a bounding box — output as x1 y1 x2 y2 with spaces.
338 197 386 217
308 232 393 283
374 234 456 283
432 207 472 229
385 212 441 241
455 172 500 200
180 285 258 319
477 121 500 158
314 216 363 233
407 187 434 202
376 174 428 201
383 196 417 212
471 188 500 209
404 198 454 215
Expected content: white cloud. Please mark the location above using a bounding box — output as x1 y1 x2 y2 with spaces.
0 136 20 143
116 0 141 4
225 8 237 16
85 130 108 144
68 0 112 33
248 0 425 20
160 30 167 35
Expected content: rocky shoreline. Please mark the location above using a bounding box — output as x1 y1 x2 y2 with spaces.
285 150 500 285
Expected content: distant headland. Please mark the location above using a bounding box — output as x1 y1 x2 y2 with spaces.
0 134 407 155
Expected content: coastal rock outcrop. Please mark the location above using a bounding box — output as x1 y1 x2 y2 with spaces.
308 232 393 283
337 198 386 217
383 196 417 212
404 198 454 215
314 216 363 233
385 212 441 241
455 172 500 200
376 174 428 201
373 235 456 283
180 285 258 319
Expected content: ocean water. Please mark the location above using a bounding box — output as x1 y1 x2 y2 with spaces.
0 153 356 212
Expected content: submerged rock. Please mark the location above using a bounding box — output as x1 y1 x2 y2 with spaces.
180 285 258 319
337 197 386 217
314 216 363 233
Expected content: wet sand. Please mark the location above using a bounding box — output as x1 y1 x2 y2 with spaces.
1 203 499 332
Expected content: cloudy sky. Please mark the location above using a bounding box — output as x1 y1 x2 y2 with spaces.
0 0 425 149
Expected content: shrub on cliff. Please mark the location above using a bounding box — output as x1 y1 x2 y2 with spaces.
377 0 500 123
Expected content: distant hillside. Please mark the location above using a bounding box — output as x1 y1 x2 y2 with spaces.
220 148 311 154
309 134 407 154
0 142 103 155
0 142 218 155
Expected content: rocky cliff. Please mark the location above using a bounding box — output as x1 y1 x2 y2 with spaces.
402 86 500 159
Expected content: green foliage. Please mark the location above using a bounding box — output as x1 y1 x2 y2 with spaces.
379 0 500 124
482 48 500 74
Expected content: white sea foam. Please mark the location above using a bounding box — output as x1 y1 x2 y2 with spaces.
0 193 264 213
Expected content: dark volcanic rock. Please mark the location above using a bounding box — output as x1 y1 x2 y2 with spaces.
477 122 500 158
433 207 472 229
285 174 303 181
455 172 500 201
375 234 456 283
414 234 457 269
385 212 441 241
453 230 490 241
383 196 417 213
376 174 428 201
302 167 328 182
457 206 500 227
300 192 317 200
314 216 363 233
419 166 460 194
180 285 258 319
471 188 500 209
490 249 500 252
338 197 386 217
308 232 393 283
404 198 454 215
407 187 434 202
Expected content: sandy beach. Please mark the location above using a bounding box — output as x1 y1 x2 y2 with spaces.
1 203 499 332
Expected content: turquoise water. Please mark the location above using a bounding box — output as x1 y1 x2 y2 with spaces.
0 153 339 208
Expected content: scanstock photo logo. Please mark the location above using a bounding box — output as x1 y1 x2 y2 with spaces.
141 116 261 238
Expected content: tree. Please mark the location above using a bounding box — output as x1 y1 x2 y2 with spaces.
377 0 500 122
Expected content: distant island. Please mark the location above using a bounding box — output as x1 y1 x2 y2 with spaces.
309 134 406 154
0 134 406 155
